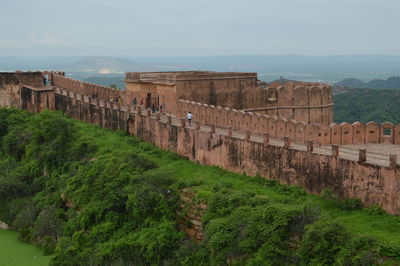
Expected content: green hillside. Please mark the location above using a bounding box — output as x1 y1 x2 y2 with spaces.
334 88 400 124
0 109 399 265
335 76 400 90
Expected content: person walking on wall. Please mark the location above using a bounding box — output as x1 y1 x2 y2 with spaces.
187 112 193 126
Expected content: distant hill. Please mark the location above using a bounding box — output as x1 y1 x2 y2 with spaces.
334 88 400 124
334 76 400 89
64 56 194 74
65 56 146 73
334 78 365 88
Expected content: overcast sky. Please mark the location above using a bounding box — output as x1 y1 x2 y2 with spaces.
1 0 399 56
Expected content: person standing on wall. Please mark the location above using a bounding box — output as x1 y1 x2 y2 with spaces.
42 74 47 86
187 112 193 126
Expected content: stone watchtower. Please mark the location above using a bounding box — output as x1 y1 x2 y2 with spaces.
247 80 333 125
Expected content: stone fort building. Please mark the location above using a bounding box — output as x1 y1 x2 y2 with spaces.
124 71 333 125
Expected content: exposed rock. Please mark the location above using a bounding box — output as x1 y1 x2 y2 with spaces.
0 221 9 230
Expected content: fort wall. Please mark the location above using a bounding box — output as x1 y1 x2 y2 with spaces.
1 72 400 215
177 99 400 145
53 87 128 131
249 83 333 125
52 74 122 103
35 87 399 215
175 72 258 110
0 72 44 108
129 106 400 215
178 84 333 125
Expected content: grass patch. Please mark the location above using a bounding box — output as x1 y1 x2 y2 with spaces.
0 229 50 266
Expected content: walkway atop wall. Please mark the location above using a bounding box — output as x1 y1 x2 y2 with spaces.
21 84 53 91
53 85 399 169
153 109 398 168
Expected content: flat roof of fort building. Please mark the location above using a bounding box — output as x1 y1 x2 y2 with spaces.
125 71 258 85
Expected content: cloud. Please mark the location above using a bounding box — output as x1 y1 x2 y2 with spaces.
31 32 78 47
0 40 20 47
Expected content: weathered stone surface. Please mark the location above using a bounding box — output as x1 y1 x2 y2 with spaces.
178 189 207 241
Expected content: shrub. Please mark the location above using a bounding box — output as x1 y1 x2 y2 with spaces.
298 220 349 265
365 205 386 216
322 189 363 211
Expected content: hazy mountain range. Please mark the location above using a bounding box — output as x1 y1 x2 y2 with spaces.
66 56 144 73
2 55 400 84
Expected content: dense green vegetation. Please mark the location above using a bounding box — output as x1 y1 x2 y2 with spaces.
334 88 400 124
0 229 50 266
1 108 400 265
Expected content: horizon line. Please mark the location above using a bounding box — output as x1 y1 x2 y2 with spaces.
2 54 400 58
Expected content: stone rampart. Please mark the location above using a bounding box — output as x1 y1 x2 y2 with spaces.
52 74 121 102
0 71 44 108
2 73 400 215
131 109 400 215
47 88 400 215
178 99 400 145
250 83 333 125
53 87 128 131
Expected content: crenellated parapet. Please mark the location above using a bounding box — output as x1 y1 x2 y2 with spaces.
178 99 400 146
52 74 122 103
247 82 333 125
0 71 64 109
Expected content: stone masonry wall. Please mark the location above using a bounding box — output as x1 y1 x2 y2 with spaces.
126 110 400 215
53 75 122 102
0 72 44 108
53 87 128 131
177 100 400 146
176 87 333 128
260 83 333 125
